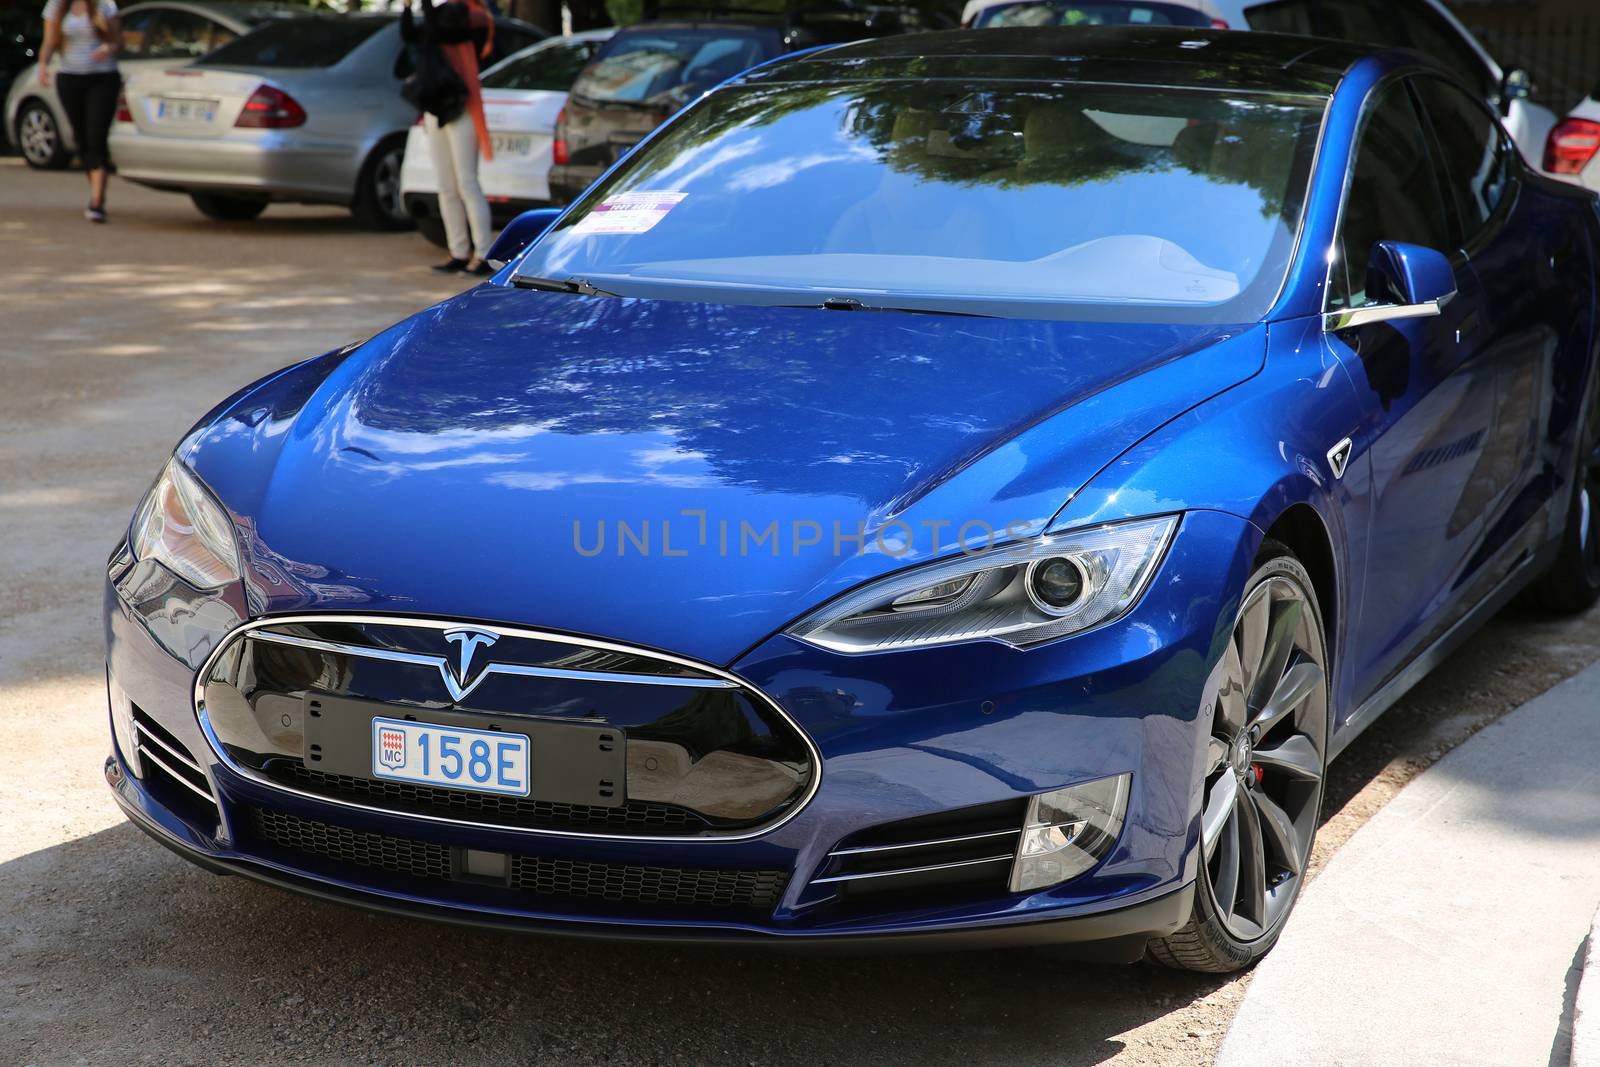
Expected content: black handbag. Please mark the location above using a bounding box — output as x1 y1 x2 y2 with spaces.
400 40 468 126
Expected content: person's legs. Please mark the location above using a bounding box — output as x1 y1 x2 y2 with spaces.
424 113 471 261
442 114 491 262
81 73 119 210
56 73 93 205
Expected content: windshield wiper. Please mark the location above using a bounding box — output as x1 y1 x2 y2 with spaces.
511 274 621 298
779 296 996 319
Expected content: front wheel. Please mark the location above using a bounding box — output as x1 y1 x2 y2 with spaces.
350 137 412 231
16 99 70 169
189 192 268 221
1148 544 1329 973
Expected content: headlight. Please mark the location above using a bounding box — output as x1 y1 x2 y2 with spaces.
786 515 1178 653
1010 773 1131 892
129 459 242 589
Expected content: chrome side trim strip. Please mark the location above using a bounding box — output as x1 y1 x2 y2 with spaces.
248 629 739 689
827 828 1020 858
1322 298 1444 332
135 721 204 777
811 853 1014 885
190 613 823 844
138 745 218 804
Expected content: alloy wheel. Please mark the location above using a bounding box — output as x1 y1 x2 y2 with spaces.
19 106 60 168
374 146 405 224
1200 572 1327 943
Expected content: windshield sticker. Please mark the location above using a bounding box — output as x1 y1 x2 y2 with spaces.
572 191 687 235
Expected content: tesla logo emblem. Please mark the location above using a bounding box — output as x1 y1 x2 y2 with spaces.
441 628 500 701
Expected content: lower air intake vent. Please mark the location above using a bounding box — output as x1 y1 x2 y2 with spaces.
251 808 789 912
131 705 220 822
809 798 1026 904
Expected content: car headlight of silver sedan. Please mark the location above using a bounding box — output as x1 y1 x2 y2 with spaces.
129 459 242 589
787 515 1178 653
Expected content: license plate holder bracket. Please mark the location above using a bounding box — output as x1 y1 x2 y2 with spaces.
302 693 625 807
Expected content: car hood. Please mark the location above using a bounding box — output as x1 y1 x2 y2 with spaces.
185 284 1264 664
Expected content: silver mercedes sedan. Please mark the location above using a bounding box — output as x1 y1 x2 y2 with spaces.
109 12 544 227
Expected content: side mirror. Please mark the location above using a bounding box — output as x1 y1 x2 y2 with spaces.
485 207 563 267
1327 241 1456 331
1500 68 1533 114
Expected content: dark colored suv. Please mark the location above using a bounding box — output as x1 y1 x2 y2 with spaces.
548 4 928 203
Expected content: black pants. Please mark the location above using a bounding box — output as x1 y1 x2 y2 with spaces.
56 70 120 172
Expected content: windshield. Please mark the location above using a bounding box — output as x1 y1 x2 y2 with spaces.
975 2 1213 28
198 17 388 68
517 80 1326 322
569 28 778 107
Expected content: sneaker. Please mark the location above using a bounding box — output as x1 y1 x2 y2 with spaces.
86 205 107 223
431 258 468 273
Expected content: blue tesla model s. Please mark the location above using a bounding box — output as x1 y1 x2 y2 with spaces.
105 28 1600 971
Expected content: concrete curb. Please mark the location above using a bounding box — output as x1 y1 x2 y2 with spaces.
1573 909 1600 1067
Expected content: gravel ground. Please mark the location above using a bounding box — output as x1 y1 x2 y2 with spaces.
2 159 1597 1066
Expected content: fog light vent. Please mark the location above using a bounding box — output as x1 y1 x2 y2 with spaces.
1009 773 1131 892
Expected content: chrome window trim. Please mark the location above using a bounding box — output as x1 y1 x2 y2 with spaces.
189 613 824 844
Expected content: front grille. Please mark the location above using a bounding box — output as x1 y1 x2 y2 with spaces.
266 761 713 834
508 855 788 909
255 807 451 879
251 807 789 912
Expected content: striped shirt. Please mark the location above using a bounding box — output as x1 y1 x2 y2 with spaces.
44 0 119 75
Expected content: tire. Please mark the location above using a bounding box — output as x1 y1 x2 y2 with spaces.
189 192 268 221
1148 542 1330 973
1526 418 1600 615
16 99 70 169
415 212 448 249
350 137 413 231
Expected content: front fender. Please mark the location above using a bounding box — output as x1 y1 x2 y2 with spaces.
1053 316 1368 722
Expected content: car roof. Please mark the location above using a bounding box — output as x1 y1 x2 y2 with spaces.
750 26 1374 96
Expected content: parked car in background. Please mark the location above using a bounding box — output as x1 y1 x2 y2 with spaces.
0 1 42 126
401 28 613 248
1545 89 1600 193
962 0 1557 171
109 12 544 227
963 0 1221 28
549 4 929 204
6 0 302 169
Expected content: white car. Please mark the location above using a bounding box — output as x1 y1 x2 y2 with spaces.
400 28 612 248
1545 92 1600 193
959 0 1558 172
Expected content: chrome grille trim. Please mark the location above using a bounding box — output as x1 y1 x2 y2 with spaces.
810 853 1014 885
190 613 823 844
248 629 739 689
137 744 216 803
826 828 1018 857
135 720 204 777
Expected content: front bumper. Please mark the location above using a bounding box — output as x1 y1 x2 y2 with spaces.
104 508 1259 952
108 123 357 202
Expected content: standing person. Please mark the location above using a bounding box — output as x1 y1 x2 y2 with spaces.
401 0 496 275
38 0 122 223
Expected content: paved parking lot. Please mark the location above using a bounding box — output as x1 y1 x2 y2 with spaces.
3 158 1598 1066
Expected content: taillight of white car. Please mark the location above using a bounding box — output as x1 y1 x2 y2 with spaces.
1543 117 1600 176
236 85 306 129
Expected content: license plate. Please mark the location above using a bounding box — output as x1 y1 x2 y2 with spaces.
371 716 530 797
155 96 217 124
491 132 533 157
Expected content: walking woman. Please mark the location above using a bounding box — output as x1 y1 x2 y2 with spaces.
401 0 496 275
38 0 122 222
